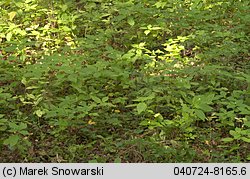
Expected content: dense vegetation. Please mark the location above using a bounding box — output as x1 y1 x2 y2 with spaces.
0 0 249 162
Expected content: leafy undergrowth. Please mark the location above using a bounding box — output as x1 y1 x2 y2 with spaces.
0 0 250 162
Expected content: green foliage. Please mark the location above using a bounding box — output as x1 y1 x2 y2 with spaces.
0 0 249 162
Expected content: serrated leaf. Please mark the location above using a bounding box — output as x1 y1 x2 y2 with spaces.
195 109 206 120
137 102 147 114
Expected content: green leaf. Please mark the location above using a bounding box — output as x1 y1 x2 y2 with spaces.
61 4 68 11
9 122 19 130
133 94 155 102
140 120 150 126
144 30 151 35
19 130 29 135
88 160 98 163
56 119 69 127
102 96 109 102
114 157 121 163
195 109 206 120
244 121 250 127
6 32 12 41
198 104 213 112
229 130 241 139
127 17 135 26
239 107 250 115
21 77 27 85
3 135 20 147
35 109 45 117
68 74 77 83
137 102 147 114
19 123 27 130
106 118 121 126
155 2 167 8
91 95 102 104
222 137 234 142
61 26 71 32
247 154 250 161
0 126 7 131
151 26 161 30
8 11 16 21
26 86 39 90
241 137 250 143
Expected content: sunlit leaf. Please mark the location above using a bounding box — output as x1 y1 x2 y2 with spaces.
137 102 147 114
127 17 135 26
8 11 16 21
222 137 234 142
6 32 12 41
144 30 151 35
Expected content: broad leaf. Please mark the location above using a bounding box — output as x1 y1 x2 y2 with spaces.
137 102 147 114
4 135 20 147
195 109 206 120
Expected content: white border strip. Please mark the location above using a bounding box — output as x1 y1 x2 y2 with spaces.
0 163 249 179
